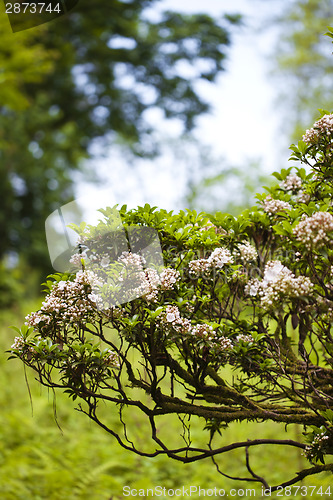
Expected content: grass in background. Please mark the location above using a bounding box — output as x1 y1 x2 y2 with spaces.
0 303 331 499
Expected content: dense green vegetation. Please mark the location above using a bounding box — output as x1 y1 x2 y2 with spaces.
2 304 332 499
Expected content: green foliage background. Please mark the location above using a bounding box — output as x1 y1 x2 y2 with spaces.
271 0 333 141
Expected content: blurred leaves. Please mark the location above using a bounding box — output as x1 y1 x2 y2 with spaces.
0 11 55 111
186 159 272 215
271 0 333 140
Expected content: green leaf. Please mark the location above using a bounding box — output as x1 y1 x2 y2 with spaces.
10 324 34 339
272 225 288 236
297 140 307 154
272 171 282 181
325 27 333 39
9 326 22 335
320 409 333 423
215 284 230 301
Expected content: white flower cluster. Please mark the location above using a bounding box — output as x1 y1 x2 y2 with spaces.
69 251 88 268
189 247 233 276
11 336 27 351
104 349 120 368
140 268 161 302
118 251 146 268
218 336 233 350
10 336 47 361
158 305 191 335
304 431 330 461
131 267 180 303
70 248 113 270
209 248 234 268
245 279 261 297
295 191 311 204
26 271 101 329
245 261 313 309
279 173 311 204
293 211 333 249
93 251 180 304
236 334 253 344
189 323 216 342
160 268 181 290
188 324 233 351
117 252 180 300
302 113 333 145
189 259 211 275
280 174 303 191
157 306 233 351
95 251 152 303
262 195 291 215
193 221 227 235
238 242 257 263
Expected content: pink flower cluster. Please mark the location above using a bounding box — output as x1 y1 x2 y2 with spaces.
158 305 191 335
302 113 333 144
116 252 180 301
262 195 291 215
280 174 303 192
105 349 120 368
238 242 257 263
293 211 333 249
11 336 27 351
94 251 181 304
26 271 101 329
189 247 233 276
245 261 313 309
157 306 233 351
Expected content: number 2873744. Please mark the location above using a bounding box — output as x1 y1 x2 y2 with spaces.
5 3 62 14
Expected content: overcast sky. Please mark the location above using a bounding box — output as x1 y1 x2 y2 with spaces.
156 0 282 165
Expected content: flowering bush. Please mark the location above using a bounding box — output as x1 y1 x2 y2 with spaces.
10 111 333 489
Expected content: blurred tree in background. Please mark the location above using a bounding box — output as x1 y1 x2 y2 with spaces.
271 0 333 140
0 0 241 304
0 17 53 110
0 12 58 306
185 157 272 216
